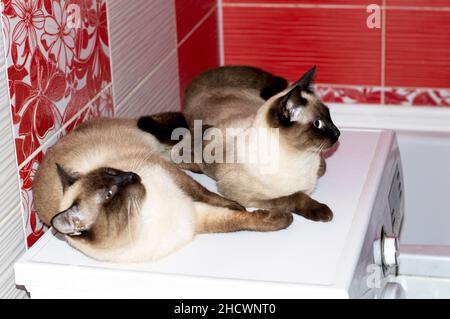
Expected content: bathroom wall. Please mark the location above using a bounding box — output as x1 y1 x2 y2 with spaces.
108 0 220 117
108 0 180 117
1 0 114 252
221 0 450 107
0 15 26 299
176 0 219 103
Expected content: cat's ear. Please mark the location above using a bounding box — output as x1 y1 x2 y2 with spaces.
51 204 90 236
293 66 316 92
277 86 308 125
56 163 79 191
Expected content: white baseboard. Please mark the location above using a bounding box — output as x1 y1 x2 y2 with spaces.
328 103 450 133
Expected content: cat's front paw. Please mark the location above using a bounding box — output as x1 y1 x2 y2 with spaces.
252 210 294 231
301 203 333 222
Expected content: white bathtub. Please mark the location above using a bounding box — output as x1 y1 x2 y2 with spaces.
395 131 450 298
396 131 450 247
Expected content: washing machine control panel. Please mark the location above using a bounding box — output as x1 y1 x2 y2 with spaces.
389 164 404 235
349 134 405 298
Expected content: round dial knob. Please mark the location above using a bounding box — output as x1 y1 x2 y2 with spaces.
373 233 399 267
373 238 383 266
383 236 399 267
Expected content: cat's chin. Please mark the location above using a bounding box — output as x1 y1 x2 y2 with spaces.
320 140 340 157
312 145 333 153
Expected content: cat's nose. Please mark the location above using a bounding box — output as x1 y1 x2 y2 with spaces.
113 172 141 185
334 128 341 139
330 123 340 139
123 172 141 184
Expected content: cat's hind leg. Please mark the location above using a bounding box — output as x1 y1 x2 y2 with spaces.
194 202 293 234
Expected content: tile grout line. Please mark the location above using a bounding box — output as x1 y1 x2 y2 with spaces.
115 47 178 111
104 0 117 116
217 0 225 65
384 5 450 11
222 2 450 11
17 83 112 171
178 5 217 48
171 0 182 111
381 0 386 105
316 83 450 91
223 3 367 9
116 5 217 111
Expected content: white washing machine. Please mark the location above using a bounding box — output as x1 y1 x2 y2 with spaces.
14 129 405 298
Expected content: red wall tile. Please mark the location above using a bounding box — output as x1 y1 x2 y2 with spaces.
224 0 380 4
388 0 450 7
386 9 450 88
3 0 112 166
2 0 113 247
223 7 381 86
178 12 220 103
176 0 216 42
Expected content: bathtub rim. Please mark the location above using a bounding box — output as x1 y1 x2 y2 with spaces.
328 103 450 133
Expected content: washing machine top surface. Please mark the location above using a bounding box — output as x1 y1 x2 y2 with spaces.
16 129 392 295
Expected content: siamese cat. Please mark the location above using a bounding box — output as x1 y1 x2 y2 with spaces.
33 118 293 263
139 66 340 222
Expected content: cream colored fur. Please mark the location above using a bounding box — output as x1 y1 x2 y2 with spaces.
202 88 321 205
34 119 196 262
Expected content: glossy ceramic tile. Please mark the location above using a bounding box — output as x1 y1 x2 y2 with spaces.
223 6 382 85
317 86 382 104
115 54 180 117
387 0 450 7
3 0 112 166
385 9 450 88
107 0 177 106
385 88 450 106
177 7 219 102
176 0 216 41
224 0 381 5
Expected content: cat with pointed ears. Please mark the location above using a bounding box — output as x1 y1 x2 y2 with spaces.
139 66 340 222
33 118 293 263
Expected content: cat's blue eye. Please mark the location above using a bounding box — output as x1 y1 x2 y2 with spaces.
314 119 324 129
105 185 118 200
106 190 113 199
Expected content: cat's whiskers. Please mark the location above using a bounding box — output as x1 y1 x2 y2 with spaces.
126 197 133 244
316 141 327 154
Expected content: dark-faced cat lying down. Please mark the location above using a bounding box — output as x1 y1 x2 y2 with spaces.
139 66 340 223
33 118 293 263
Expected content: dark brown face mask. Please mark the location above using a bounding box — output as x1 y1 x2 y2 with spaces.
52 165 143 237
266 66 341 151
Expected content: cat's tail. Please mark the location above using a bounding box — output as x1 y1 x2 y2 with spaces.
137 112 189 146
